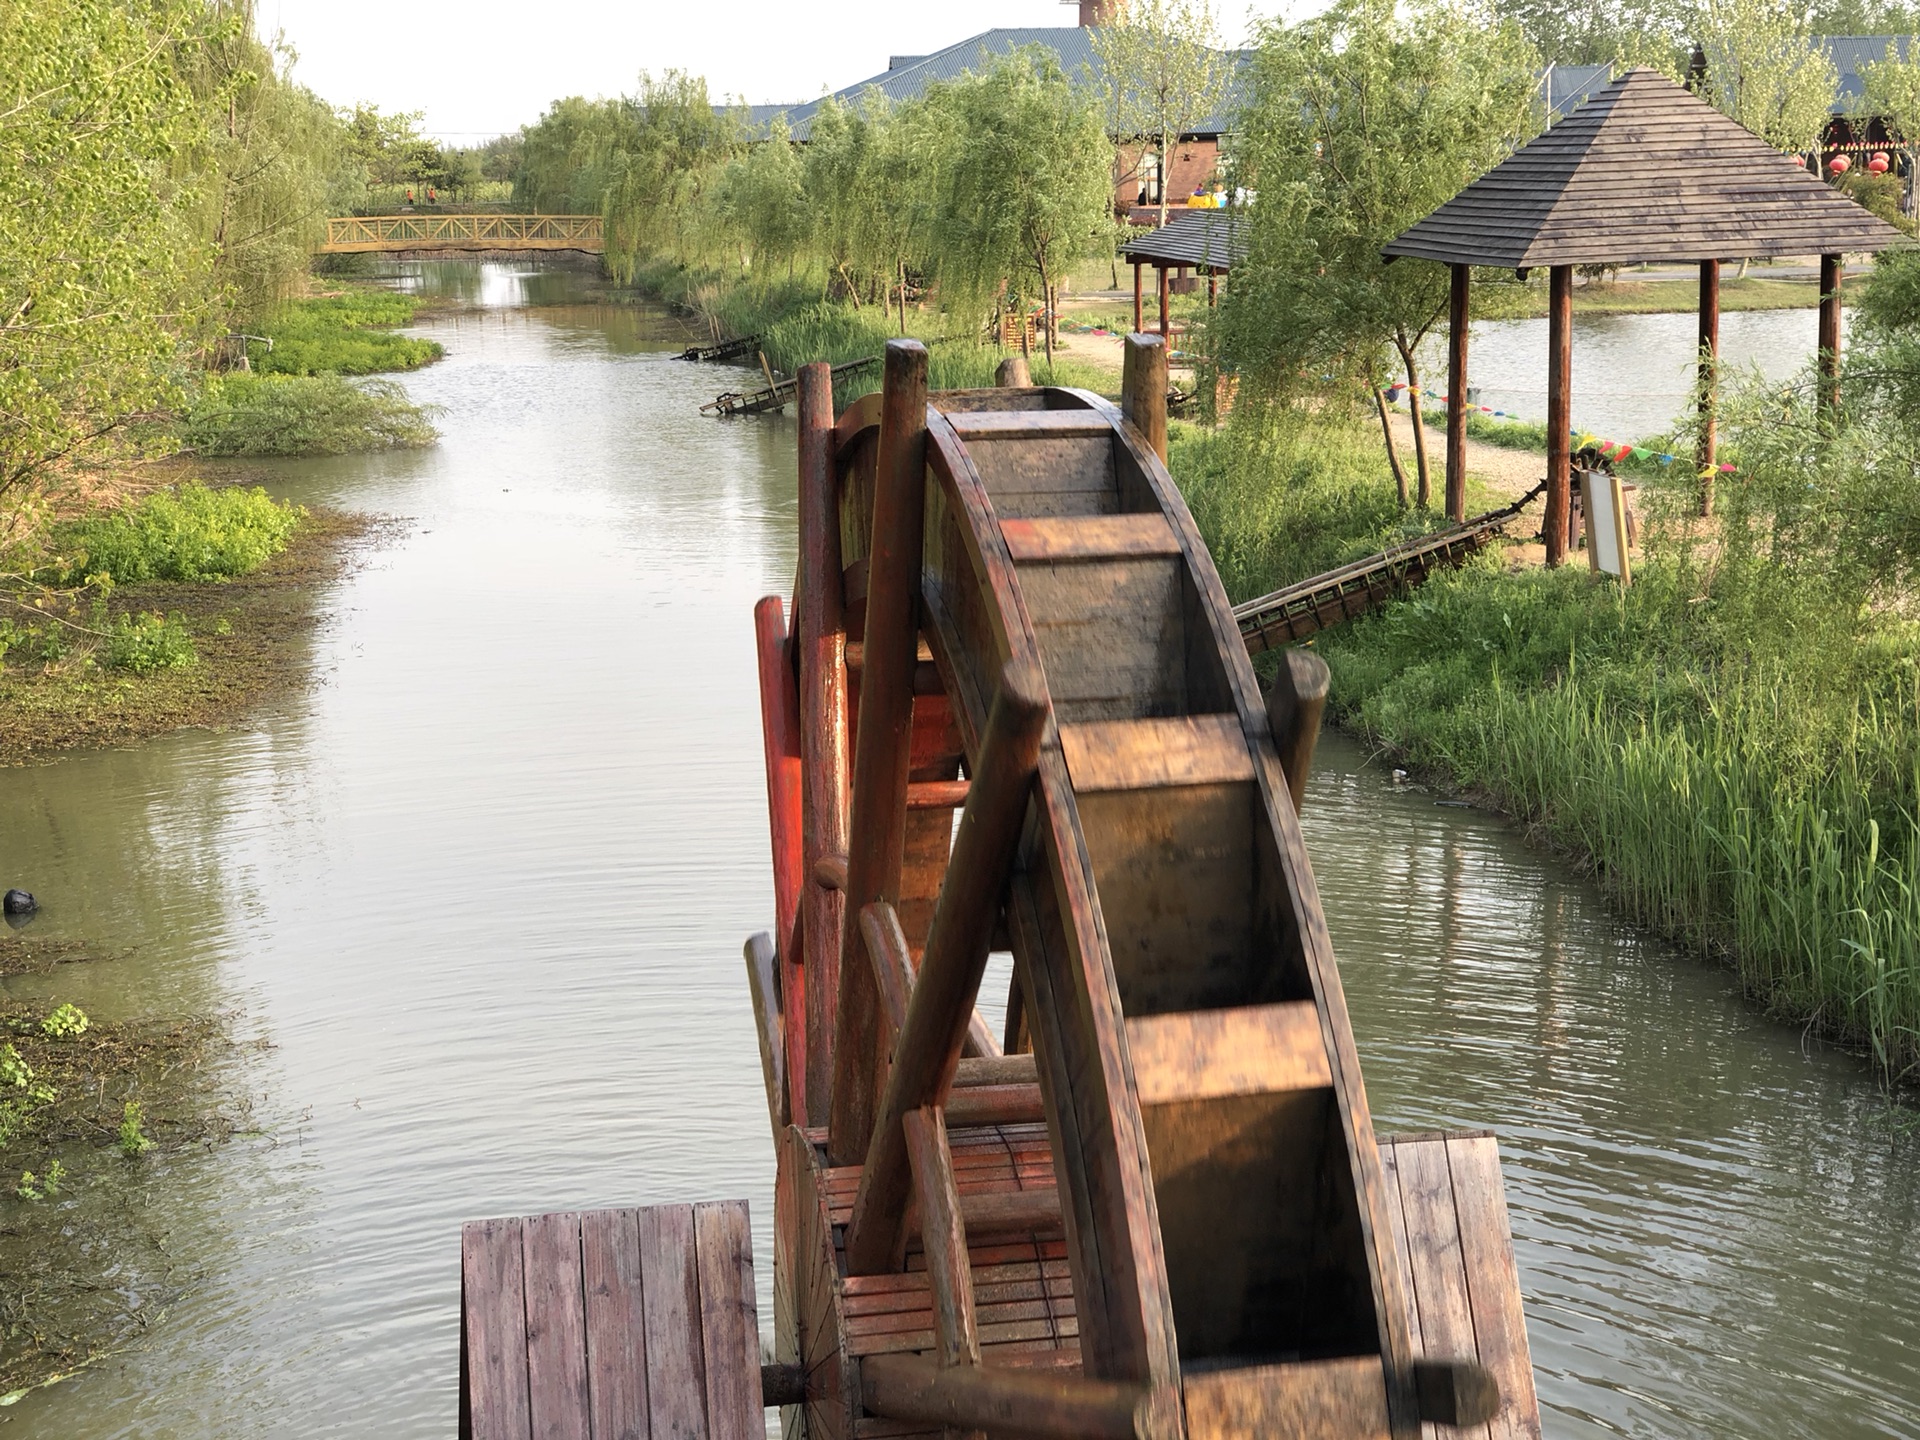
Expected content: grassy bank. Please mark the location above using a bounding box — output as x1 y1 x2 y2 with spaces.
636 262 1119 403
1170 366 1920 1082
2 483 371 765
1318 557 1920 1082
0 939 245 1399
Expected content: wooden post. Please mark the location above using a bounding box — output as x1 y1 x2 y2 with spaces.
1264 649 1330 815
1132 261 1143 334
1446 263 1469 524
1545 265 1572 567
844 659 1049 1274
753 598 804 974
1121 334 1168 465
796 361 848 1123
1207 270 1218 307
828 339 929 1167
1819 252 1843 415
1157 264 1170 339
1697 260 1720 516
996 354 1032 388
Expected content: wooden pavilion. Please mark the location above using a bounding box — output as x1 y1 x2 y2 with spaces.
1119 208 1247 339
1384 67 1906 560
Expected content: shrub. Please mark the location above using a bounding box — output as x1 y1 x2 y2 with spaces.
251 293 442 376
102 612 196 673
56 482 302 584
185 375 439 457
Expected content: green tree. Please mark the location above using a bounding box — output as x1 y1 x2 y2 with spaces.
922 49 1114 364
0 0 222 531
1219 0 1540 506
600 71 737 281
1091 0 1235 226
1492 0 1685 67
1693 0 1838 153
718 119 809 279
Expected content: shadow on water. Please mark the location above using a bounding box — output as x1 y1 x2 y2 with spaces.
2 262 1915 1436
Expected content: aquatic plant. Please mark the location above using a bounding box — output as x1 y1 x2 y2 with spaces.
118 1101 152 1158
56 483 302 585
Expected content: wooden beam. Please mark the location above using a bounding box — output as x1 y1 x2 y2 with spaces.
1697 260 1720 516
1264 648 1330 815
844 659 1049 1274
797 359 848 1126
902 1107 981 1368
860 1354 1176 1440
742 932 786 1138
1121 334 1168 465
1446 263 1469 524
859 902 916 1048
1545 265 1573 566
1819 252 1843 415
753 598 804 988
830 340 931 1166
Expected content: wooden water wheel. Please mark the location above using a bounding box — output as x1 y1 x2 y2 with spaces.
745 337 1540 1440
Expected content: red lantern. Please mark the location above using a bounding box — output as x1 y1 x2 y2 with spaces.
1869 152 1891 174
1830 154 1852 174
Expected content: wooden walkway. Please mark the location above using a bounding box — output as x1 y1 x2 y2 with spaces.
680 336 764 364
1234 484 1544 654
321 214 603 254
701 356 880 417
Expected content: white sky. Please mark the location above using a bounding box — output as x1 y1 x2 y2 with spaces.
263 1 1276 143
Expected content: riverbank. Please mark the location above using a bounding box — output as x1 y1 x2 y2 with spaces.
0 939 248 1402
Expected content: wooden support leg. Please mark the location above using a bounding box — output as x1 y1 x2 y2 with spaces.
1697 259 1720 516
1157 266 1170 339
829 341 930 1166
797 360 849 1125
1133 261 1143 334
1545 265 1572 567
1264 649 1330 815
1121 334 1168 465
1819 252 1843 417
1446 263 1469 524
844 659 1050 1274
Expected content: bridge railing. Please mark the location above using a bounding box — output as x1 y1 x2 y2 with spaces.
322 214 604 253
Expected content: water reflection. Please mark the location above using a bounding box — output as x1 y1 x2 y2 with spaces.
1306 734 1920 1437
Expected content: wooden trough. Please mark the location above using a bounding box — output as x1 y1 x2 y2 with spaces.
462 334 1544 1440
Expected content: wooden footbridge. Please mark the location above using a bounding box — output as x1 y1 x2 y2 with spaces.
321 214 603 255
459 335 1544 1440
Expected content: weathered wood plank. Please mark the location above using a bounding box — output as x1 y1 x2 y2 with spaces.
523 1211 591 1440
581 1208 649 1440
902 1107 981 1368
1002 514 1180 563
1183 1358 1391 1440
1445 1136 1541 1440
1126 1002 1331 1105
694 1200 763 1440
945 411 1114 441
464 1217 533 1440
1019 558 1186 723
1059 715 1253 793
639 1204 709 1440
1394 1140 1488 1440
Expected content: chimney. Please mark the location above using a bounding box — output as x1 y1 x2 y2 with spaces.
1079 0 1121 25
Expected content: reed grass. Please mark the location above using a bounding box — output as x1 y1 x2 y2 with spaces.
1321 559 1920 1081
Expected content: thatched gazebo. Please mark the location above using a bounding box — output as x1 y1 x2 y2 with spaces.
1384 67 1906 562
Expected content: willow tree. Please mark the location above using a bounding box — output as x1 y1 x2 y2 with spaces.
1693 0 1837 153
718 119 809 281
1092 0 1235 226
922 49 1113 364
1217 0 1539 507
0 0 220 538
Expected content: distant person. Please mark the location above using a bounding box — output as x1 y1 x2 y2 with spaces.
427 186 436 204
405 187 414 205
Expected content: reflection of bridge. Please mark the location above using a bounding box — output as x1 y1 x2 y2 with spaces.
321 214 603 254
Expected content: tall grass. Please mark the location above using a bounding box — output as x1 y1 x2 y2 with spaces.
1321 558 1920 1081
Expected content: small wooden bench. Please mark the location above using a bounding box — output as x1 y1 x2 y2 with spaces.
460 1200 771 1440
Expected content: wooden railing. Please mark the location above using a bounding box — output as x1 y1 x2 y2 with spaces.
321 214 603 254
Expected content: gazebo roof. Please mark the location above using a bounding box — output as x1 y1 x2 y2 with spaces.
1120 209 1248 270
1383 67 1906 270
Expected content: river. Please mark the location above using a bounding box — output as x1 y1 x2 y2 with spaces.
0 262 1914 1439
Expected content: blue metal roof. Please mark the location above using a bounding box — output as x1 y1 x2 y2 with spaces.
1817 34 1916 109
757 27 1248 141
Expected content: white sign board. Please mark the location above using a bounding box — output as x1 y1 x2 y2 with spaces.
1580 468 1631 584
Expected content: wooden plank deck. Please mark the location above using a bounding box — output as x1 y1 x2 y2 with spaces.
461 1200 763 1440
